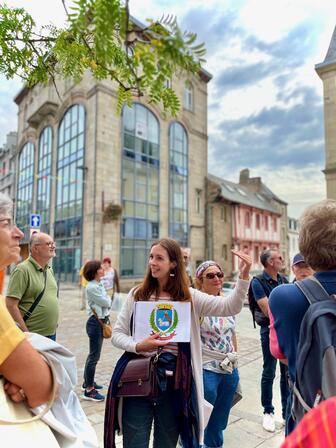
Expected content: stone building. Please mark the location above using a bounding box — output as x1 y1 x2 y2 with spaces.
0 132 17 200
13 68 211 286
315 26 336 199
207 174 282 279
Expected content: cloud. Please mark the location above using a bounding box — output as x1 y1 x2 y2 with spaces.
208 86 324 176
0 76 22 146
181 7 242 57
215 20 318 92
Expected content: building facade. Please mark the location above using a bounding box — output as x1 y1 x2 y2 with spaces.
13 69 211 286
207 174 282 279
0 132 17 200
316 26 336 199
239 169 289 274
288 216 299 280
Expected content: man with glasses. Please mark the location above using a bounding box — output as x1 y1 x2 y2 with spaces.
251 249 289 433
6 232 59 340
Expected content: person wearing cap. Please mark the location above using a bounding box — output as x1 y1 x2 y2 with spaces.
195 260 241 448
101 256 120 299
291 253 314 282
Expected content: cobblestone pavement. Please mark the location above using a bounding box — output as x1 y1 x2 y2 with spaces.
44 284 285 447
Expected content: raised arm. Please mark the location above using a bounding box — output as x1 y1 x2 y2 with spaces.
193 250 251 317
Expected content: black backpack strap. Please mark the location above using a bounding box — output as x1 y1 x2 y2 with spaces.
23 270 48 321
295 276 330 305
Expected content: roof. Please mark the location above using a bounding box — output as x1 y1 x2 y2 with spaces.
257 182 287 205
315 26 336 74
208 173 280 214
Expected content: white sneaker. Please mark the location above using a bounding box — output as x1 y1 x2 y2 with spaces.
262 413 275 432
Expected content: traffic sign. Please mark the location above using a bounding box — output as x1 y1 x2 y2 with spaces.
30 214 41 228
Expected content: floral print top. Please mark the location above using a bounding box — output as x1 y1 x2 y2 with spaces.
200 314 236 373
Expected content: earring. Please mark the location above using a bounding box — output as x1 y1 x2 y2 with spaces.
170 271 175 277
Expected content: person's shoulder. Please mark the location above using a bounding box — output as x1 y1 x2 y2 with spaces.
269 283 301 306
9 261 29 277
86 280 97 290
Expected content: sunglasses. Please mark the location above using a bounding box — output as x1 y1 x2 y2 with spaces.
204 272 224 279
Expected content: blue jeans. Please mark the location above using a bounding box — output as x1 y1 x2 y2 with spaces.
46 334 56 341
260 326 289 418
122 385 180 448
83 316 103 388
203 368 239 448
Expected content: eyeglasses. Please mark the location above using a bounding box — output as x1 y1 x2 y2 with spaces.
204 272 224 279
35 241 56 248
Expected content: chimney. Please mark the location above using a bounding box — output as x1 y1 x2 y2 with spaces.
239 169 250 184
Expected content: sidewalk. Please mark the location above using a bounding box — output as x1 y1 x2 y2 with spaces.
5 276 285 447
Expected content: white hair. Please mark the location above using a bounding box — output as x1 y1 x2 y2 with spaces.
0 192 13 218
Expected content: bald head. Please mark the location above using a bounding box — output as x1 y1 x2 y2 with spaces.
30 232 56 267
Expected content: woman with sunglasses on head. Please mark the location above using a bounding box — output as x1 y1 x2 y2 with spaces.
105 238 251 448
195 261 240 448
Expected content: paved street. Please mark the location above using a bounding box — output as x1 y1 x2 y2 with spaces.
5 275 285 448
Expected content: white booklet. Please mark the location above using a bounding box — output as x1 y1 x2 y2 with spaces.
133 301 191 342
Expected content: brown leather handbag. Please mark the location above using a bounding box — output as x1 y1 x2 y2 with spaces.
116 354 159 398
91 309 112 339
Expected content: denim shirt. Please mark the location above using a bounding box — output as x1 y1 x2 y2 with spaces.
86 280 111 319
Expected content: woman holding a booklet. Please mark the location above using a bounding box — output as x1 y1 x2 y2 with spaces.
106 238 251 448
195 260 241 448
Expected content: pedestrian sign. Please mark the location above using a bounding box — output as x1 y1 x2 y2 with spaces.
30 214 41 228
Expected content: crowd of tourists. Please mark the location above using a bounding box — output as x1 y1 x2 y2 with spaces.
0 190 335 448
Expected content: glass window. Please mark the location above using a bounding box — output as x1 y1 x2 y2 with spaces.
17 142 35 240
121 104 160 276
184 82 193 111
169 122 188 246
55 104 85 283
256 214 260 229
36 127 52 232
195 189 201 215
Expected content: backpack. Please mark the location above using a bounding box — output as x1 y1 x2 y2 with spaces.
248 275 270 328
292 276 336 424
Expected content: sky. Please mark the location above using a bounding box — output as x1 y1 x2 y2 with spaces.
1 0 335 218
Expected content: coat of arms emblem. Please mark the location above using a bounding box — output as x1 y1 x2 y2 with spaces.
149 303 179 340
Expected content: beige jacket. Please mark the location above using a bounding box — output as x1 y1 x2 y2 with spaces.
111 279 249 444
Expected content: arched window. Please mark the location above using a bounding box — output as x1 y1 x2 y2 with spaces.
169 122 188 246
54 104 85 283
121 104 160 276
36 127 52 232
184 81 193 110
17 142 35 240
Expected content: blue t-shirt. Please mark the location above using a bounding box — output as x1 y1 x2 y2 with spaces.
269 271 336 381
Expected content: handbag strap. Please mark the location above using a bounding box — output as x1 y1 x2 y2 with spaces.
0 353 58 424
90 308 105 329
23 270 48 322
